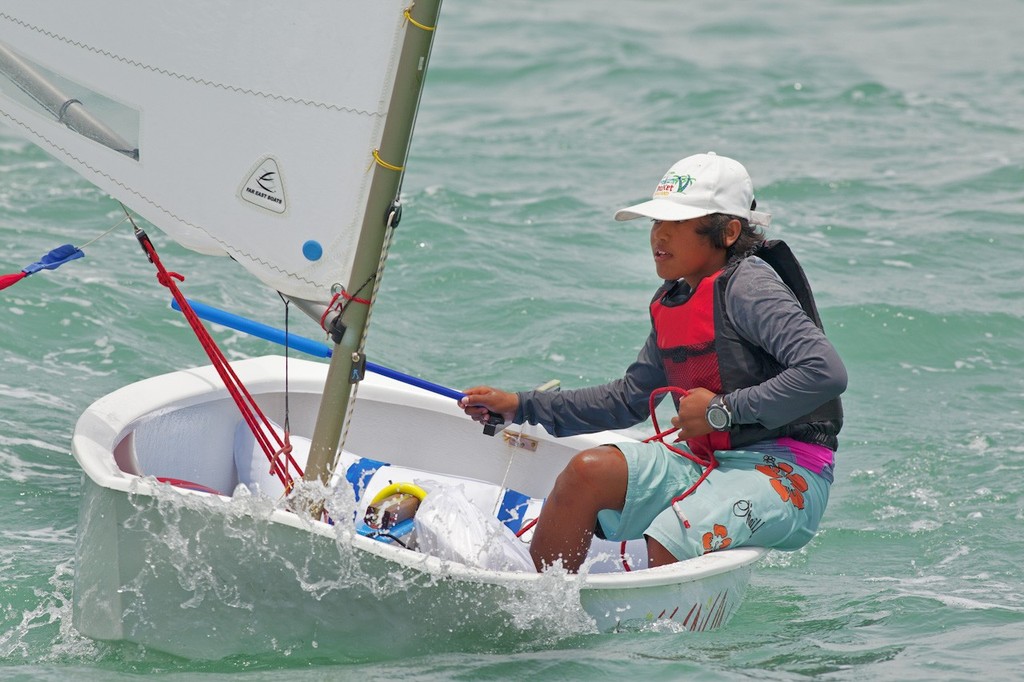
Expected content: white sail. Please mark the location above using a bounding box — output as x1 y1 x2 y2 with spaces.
0 1 419 304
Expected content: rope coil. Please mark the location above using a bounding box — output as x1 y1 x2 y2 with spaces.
644 386 719 528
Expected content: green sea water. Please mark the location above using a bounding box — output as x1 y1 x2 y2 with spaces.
2 1 1023 679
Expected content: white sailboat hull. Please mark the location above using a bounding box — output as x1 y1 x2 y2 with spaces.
71 356 767 658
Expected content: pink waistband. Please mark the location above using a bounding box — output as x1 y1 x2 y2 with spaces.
776 436 834 474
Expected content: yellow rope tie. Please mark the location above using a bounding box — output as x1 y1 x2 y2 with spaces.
403 7 435 32
371 148 404 172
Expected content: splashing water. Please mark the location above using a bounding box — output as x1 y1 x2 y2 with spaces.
64 475 603 661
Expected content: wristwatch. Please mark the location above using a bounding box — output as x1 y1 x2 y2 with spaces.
706 394 733 431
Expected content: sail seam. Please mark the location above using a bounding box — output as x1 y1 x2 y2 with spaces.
0 107 330 294
0 13 380 116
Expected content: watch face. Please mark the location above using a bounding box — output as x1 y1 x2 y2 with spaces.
707 405 728 430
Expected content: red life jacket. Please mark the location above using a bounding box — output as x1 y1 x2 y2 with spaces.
649 268 731 458
649 241 843 457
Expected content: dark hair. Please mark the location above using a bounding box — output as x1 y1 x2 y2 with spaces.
696 212 765 262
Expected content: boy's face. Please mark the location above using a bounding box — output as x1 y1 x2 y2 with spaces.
650 217 728 286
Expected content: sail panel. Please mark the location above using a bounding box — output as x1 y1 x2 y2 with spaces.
0 1 415 303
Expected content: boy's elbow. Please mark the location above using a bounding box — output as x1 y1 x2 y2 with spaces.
828 361 848 396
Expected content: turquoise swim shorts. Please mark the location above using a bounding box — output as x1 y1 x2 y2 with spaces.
595 441 831 561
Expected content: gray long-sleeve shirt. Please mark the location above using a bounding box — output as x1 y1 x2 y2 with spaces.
514 255 848 439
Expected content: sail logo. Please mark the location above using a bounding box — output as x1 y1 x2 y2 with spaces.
240 157 287 214
256 171 277 193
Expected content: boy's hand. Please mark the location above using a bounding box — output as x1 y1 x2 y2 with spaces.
459 386 519 425
671 386 716 437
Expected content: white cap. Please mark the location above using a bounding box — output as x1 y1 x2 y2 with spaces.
614 152 771 226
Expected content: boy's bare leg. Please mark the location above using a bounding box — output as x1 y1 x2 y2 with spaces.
529 446 628 572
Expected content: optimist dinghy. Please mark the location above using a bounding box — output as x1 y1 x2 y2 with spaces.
73 356 767 658
0 0 767 658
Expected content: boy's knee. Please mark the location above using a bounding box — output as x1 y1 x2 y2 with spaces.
557 446 627 496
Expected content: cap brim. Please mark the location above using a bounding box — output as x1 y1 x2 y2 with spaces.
615 200 774 227
613 198 711 222
750 210 771 227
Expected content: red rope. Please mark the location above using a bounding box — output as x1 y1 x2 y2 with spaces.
136 230 303 490
620 541 632 571
319 289 371 332
342 289 371 306
643 386 719 529
520 386 719 573
515 517 538 538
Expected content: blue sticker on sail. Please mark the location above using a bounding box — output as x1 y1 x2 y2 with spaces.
302 240 323 261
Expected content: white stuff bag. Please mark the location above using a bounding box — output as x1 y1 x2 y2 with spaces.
414 483 534 572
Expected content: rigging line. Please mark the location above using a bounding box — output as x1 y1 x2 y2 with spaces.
494 378 562 517
332 199 400 484
493 419 540 521
278 292 291 436
78 213 131 250
321 275 375 333
348 272 376 305
277 292 294 498
124 210 301 488
493 443 518 518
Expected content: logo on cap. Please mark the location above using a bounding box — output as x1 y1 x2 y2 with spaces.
654 172 695 197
